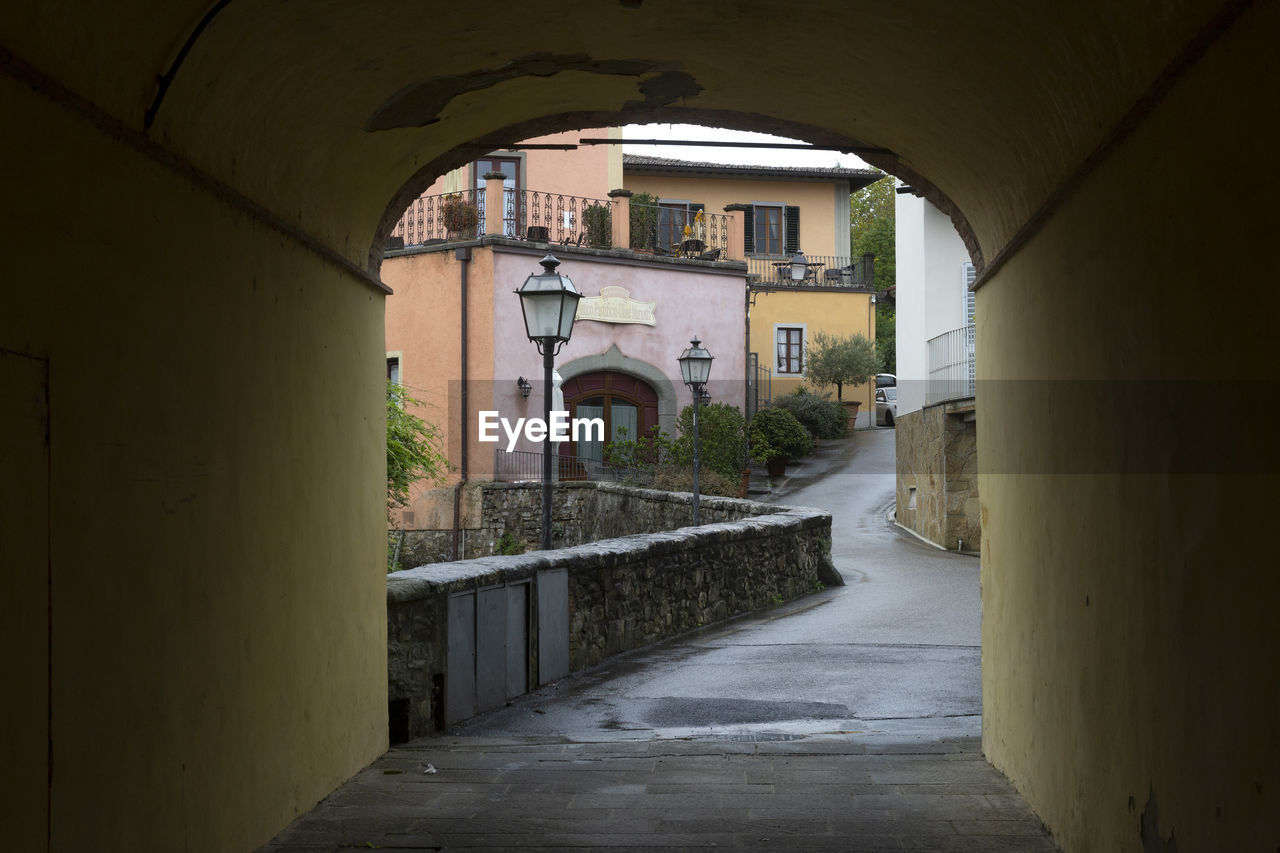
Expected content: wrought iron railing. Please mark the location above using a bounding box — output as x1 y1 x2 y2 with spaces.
390 189 486 247
629 203 731 259
746 252 875 287
493 449 653 485
516 191 613 247
390 191 741 262
926 324 976 405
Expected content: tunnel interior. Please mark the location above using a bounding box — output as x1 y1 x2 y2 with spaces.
1 1 1278 850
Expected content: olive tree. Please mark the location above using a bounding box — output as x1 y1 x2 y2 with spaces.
804 331 882 401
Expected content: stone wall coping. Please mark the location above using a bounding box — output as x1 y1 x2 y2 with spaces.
387 485 831 605
480 479 790 518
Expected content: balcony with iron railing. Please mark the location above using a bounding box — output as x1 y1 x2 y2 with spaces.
926 324 976 405
746 252 876 289
387 185 741 265
627 202 732 260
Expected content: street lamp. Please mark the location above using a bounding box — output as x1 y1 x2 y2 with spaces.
677 337 714 526
516 254 582 550
789 250 809 282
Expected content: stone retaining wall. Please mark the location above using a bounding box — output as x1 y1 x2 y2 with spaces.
387 483 835 740
894 400 980 552
391 480 763 567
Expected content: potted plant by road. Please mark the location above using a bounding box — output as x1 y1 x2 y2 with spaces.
803 331 882 429
749 407 812 477
440 193 479 239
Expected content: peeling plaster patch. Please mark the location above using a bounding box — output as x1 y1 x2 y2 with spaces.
367 53 698 131
1140 787 1178 853
625 70 703 110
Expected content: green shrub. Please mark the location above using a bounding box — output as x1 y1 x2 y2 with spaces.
669 402 748 480
494 531 525 555
748 407 812 463
629 191 659 249
650 465 740 498
602 424 672 470
775 388 846 440
583 203 612 248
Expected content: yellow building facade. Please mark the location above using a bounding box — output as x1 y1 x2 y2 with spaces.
748 285 877 420
624 156 881 423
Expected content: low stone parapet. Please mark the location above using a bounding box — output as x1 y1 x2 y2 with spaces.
387 483 835 740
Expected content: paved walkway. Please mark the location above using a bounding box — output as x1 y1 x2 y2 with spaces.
260 430 1057 851
261 736 1054 851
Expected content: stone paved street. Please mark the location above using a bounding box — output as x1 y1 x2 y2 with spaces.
261 736 1056 851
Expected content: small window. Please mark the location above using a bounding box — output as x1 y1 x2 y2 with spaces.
776 326 804 375
754 205 784 255
387 357 401 384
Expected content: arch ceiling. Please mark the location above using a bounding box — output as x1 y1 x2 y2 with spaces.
1 0 1231 274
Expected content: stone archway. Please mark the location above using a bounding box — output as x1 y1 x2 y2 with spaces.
4 2 1277 850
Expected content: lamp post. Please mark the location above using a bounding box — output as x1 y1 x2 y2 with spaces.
516 254 582 550
677 337 714 526
789 250 808 282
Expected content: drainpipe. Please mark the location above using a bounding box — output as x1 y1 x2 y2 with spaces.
452 246 471 560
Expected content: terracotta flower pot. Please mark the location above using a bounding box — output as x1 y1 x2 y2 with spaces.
841 399 862 429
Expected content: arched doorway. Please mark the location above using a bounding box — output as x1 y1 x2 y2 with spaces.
561 370 659 464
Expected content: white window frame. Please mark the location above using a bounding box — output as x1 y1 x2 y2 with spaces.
387 351 403 385
773 322 807 376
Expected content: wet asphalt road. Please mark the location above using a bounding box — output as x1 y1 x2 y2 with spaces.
451 428 981 742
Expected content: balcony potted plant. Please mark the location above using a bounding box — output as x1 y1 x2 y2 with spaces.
583 202 612 249
749 407 812 477
440 194 479 239
629 191 659 252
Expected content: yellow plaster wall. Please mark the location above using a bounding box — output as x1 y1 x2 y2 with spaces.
749 289 876 415
624 175 843 257
978 2 1280 848
0 74 387 851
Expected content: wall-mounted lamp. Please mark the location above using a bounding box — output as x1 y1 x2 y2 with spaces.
517 376 532 398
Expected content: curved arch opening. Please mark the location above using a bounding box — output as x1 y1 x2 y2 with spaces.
370 110 980 272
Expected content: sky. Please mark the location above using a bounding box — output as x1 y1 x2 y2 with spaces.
621 123 872 171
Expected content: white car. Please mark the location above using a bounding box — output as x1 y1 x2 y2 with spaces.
876 386 898 427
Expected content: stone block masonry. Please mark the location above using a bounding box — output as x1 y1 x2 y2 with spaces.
387 483 835 739
894 399 980 552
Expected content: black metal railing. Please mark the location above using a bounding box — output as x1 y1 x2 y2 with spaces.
746 252 875 287
390 189 486 247
493 449 653 485
517 191 613 247
629 203 731 260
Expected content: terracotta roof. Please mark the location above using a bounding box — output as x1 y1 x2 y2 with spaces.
623 154 883 188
